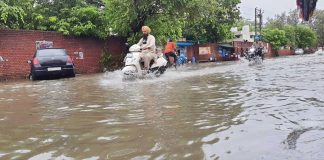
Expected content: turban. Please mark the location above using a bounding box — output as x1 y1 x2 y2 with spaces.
141 26 151 33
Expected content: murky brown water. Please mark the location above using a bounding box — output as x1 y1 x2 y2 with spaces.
1 54 324 160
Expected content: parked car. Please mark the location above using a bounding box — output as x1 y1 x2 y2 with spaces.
295 48 304 55
28 48 75 80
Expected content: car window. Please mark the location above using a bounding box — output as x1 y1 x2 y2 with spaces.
36 49 67 57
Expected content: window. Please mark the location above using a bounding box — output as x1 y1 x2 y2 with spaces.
36 49 67 57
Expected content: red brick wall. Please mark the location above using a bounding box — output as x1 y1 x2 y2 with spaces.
278 49 293 56
0 29 126 80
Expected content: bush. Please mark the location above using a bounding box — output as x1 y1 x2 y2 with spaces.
99 48 124 72
99 49 112 72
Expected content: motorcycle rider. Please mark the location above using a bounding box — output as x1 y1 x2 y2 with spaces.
256 42 264 60
137 26 156 70
164 38 177 67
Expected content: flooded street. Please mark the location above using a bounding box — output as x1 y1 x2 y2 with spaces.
1 54 324 160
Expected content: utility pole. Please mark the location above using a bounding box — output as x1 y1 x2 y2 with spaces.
254 8 264 42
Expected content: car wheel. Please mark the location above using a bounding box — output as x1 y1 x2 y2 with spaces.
69 71 75 78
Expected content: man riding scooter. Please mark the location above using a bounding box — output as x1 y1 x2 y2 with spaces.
122 25 168 79
137 26 156 70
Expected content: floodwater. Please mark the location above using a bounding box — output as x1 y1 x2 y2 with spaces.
0 54 324 160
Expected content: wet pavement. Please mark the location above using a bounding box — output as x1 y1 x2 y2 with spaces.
0 54 324 160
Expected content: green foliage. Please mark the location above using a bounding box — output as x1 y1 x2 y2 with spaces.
99 48 124 72
99 49 112 71
264 9 318 49
0 1 26 28
104 0 240 44
182 0 241 43
103 0 187 44
19 0 107 37
283 25 296 48
266 10 299 29
294 25 317 48
262 28 287 50
48 16 58 23
234 18 255 32
2 0 241 43
263 25 317 51
282 25 317 48
309 10 324 46
57 6 103 37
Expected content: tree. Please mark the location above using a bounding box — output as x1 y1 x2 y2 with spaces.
0 1 28 28
181 0 240 43
25 0 107 38
262 28 287 51
294 25 317 48
286 9 300 25
309 10 324 46
1 0 241 42
103 0 187 44
264 9 319 47
283 25 296 48
264 25 316 52
103 0 240 44
265 9 301 29
234 18 255 32
266 12 287 29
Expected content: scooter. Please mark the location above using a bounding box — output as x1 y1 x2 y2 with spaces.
122 44 168 80
245 47 263 65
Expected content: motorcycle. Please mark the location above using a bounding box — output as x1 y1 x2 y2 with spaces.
122 44 168 80
165 52 187 69
245 47 264 65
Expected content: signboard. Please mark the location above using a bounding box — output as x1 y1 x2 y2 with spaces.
74 51 84 59
36 41 53 49
199 47 210 55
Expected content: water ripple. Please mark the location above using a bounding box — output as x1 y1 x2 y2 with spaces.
0 54 324 159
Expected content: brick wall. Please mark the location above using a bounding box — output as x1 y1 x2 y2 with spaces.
0 29 126 80
278 49 294 56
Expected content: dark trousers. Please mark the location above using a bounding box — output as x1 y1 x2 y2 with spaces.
165 52 177 65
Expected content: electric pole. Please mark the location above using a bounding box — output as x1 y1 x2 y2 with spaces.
255 8 264 42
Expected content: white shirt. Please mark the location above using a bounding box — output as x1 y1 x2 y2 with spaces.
137 34 156 53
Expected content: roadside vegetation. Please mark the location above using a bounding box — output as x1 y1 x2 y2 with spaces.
263 9 322 50
234 9 322 53
0 0 241 45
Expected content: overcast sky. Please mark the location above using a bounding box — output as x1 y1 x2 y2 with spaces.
239 0 324 20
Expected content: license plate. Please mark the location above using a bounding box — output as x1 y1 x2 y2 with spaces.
47 67 61 71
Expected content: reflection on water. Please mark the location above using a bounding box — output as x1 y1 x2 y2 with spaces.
0 54 324 160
